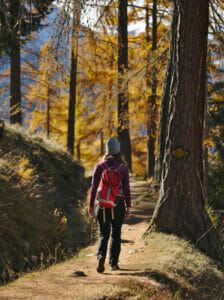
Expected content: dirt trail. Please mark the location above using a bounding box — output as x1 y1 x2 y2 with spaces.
0 178 162 300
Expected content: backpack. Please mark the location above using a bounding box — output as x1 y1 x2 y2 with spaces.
96 162 125 209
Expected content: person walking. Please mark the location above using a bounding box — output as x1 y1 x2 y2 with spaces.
89 137 131 273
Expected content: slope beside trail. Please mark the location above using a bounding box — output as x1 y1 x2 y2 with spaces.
0 177 166 300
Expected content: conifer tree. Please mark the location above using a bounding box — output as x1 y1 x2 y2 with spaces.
118 0 132 171
25 41 66 139
67 0 81 156
0 0 54 124
148 0 224 264
146 0 157 178
154 2 177 182
127 0 170 176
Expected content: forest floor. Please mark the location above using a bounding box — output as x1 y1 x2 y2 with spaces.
0 177 224 300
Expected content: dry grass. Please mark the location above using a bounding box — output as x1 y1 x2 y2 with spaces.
141 232 224 299
96 231 224 300
0 124 92 285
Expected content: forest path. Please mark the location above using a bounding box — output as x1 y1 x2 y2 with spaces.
0 177 166 300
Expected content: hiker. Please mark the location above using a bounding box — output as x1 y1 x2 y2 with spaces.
89 137 131 273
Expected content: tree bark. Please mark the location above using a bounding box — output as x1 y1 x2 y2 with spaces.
146 0 157 178
154 3 178 182
67 0 80 156
118 0 132 171
0 119 5 141
10 45 22 124
77 143 81 160
148 0 224 264
47 90 50 138
108 53 114 136
100 130 104 157
203 57 209 205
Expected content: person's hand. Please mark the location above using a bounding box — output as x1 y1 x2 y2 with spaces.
89 206 94 217
125 207 131 220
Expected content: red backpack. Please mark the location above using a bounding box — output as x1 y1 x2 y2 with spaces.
96 162 125 209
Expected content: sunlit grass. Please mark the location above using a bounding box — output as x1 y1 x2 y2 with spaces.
0 123 91 285
17 157 34 179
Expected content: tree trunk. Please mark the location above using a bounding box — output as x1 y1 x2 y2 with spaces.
148 0 224 264
77 143 81 160
0 119 5 141
108 53 114 136
146 0 157 178
47 87 50 138
100 130 104 156
118 0 132 171
203 58 209 205
67 1 80 156
10 45 22 124
154 3 178 182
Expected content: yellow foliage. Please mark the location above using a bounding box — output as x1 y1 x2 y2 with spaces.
60 216 67 225
18 157 34 179
203 138 215 148
54 208 61 217
25 0 171 173
206 206 220 229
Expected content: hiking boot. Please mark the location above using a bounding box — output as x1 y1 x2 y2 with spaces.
111 264 120 271
97 257 105 273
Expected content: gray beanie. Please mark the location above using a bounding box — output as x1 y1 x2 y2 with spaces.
106 137 120 155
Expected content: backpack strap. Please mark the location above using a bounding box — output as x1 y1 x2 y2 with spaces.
111 208 114 220
116 163 126 173
100 162 109 170
103 208 106 223
100 162 125 172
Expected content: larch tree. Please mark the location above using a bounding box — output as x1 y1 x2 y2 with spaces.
0 0 54 125
76 28 118 165
25 42 65 138
146 0 157 178
148 0 224 263
154 2 177 182
154 0 224 183
67 0 81 156
127 0 170 177
118 0 132 171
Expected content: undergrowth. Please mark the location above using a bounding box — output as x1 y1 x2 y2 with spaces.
0 124 92 284
142 232 224 299
206 207 224 249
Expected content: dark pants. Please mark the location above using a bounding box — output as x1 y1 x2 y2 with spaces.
96 200 125 266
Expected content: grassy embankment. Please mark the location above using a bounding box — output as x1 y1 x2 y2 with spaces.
104 182 224 299
0 124 92 284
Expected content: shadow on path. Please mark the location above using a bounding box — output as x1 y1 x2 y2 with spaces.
118 270 181 290
121 239 134 244
124 206 154 225
117 270 193 297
